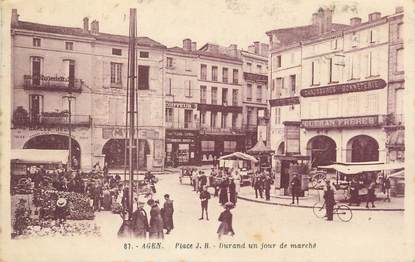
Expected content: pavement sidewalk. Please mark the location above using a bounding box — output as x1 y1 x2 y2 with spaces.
237 186 404 211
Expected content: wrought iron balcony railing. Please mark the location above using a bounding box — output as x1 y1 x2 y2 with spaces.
23 75 83 92
13 113 92 128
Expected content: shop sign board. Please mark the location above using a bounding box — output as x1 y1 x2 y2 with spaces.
284 124 300 154
269 96 300 107
102 127 160 140
301 115 381 129
300 79 386 97
166 101 197 109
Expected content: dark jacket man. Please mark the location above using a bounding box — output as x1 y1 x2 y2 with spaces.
131 203 149 238
148 200 164 239
324 183 335 221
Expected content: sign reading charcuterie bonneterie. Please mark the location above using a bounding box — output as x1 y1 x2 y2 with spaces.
300 79 386 97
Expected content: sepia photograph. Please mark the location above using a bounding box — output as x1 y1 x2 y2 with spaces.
0 0 414 261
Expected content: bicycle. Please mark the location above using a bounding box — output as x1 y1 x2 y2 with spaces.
313 201 353 222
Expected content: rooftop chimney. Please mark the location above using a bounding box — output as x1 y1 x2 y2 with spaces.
91 20 99 34
314 8 333 35
83 17 89 32
312 13 318 25
368 12 381 22
350 17 362 26
395 6 403 14
183 38 192 51
254 41 260 54
191 41 197 51
11 9 19 27
228 44 238 57
248 44 255 53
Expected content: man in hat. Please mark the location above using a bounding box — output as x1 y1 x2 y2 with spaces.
147 199 164 239
55 197 69 225
131 201 149 238
290 174 301 205
264 175 272 201
199 185 211 220
323 181 335 221
162 194 174 234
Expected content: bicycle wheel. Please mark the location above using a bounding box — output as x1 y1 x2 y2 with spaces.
313 202 326 218
336 204 352 222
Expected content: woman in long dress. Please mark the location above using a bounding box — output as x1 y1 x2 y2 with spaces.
218 179 229 205
217 202 235 239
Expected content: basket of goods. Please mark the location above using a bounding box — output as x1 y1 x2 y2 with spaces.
34 189 94 220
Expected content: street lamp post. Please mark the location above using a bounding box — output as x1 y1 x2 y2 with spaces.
64 94 76 171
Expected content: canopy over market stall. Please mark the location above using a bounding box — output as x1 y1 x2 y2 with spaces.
218 152 258 169
318 162 404 175
218 152 258 162
11 149 69 164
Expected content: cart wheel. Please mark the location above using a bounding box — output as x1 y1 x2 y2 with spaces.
336 204 352 222
312 202 326 218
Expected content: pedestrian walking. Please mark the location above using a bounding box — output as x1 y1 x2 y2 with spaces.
229 178 237 205
199 172 207 191
192 169 198 191
290 174 301 205
383 176 391 202
219 178 229 205
199 186 211 220
323 182 335 221
162 194 174 234
217 202 235 240
147 199 164 239
254 174 263 199
264 175 272 201
366 178 377 208
131 201 149 239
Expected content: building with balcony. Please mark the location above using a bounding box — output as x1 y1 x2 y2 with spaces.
164 40 200 166
240 42 269 149
10 9 166 170
196 43 244 163
266 8 404 190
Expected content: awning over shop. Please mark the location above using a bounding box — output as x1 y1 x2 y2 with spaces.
387 129 405 149
318 162 404 175
218 152 258 163
11 149 69 164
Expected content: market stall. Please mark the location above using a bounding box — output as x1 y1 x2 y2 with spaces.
318 162 405 200
218 152 258 186
11 149 69 194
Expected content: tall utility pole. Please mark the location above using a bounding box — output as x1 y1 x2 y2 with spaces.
127 8 137 219
64 94 75 170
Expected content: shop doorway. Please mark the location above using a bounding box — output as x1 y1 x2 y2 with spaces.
346 135 379 162
102 139 149 169
23 134 81 166
306 135 336 167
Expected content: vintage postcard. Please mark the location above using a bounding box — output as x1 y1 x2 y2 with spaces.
0 0 414 261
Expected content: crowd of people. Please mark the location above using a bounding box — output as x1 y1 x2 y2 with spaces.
118 194 174 239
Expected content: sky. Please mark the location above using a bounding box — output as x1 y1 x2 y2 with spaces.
4 0 403 50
